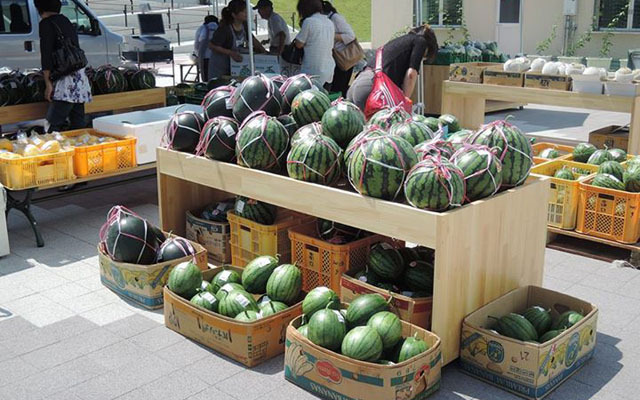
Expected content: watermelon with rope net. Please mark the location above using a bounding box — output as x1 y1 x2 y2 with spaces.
163 111 205 154
279 74 317 114
0 84 9 106
347 135 418 200
277 114 298 138
469 120 533 187
291 122 323 148
404 156 466 211
343 126 388 166
202 86 235 120
322 99 366 148
316 218 365 244
271 75 287 90
157 236 196 263
368 106 411 131
287 134 342 185
291 89 331 127
389 119 435 146
94 66 126 94
236 111 289 171
196 117 239 162
0 75 24 105
20 71 45 103
414 136 455 160
232 74 282 123
129 69 156 90
451 144 503 202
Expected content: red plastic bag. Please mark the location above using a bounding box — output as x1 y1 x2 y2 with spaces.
364 47 412 119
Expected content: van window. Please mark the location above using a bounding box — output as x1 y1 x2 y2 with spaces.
0 0 32 34
60 0 96 35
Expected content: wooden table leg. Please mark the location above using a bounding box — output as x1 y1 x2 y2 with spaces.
442 92 486 130
629 96 640 155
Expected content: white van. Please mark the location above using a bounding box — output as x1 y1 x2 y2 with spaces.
1 0 123 69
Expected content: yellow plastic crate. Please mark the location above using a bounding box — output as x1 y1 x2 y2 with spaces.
532 142 574 164
0 148 75 190
531 160 599 229
228 210 314 267
63 129 137 177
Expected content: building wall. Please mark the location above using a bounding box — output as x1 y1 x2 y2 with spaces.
371 0 414 48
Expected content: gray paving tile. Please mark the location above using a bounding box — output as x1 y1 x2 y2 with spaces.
0 316 37 341
154 339 213 368
45 390 84 400
85 340 153 371
215 356 287 400
617 274 640 300
546 377 606 400
130 326 184 352
79 303 134 326
262 381 318 400
103 314 160 339
186 386 238 400
118 370 209 400
0 357 39 387
542 275 575 292
547 259 610 282
181 352 245 384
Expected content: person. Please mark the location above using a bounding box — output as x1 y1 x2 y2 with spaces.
294 0 335 87
9 3 30 33
254 0 289 55
194 15 219 81
322 1 356 97
209 0 265 79
35 0 91 132
346 25 438 111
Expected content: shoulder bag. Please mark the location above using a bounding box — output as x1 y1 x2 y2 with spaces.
50 20 88 81
364 47 412 119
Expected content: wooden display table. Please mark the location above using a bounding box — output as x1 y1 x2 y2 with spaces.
156 148 549 365
441 81 640 153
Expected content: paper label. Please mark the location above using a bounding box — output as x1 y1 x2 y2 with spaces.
235 200 245 213
202 292 216 303
223 124 236 137
219 270 232 281
235 294 250 307
225 97 233 109
332 310 345 324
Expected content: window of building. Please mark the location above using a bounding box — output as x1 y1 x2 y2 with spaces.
0 0 32 34
422 0 462 26
597 0 639 30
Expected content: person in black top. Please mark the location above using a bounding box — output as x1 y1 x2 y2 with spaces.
9 4 30 33
36 0 92 132
347 25 438 110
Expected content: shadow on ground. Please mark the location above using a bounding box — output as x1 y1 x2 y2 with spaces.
485 108 590 134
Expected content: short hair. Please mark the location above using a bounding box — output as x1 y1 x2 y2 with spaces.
34 0 61 14
297 0 323 20
204 15 218 24
322 1 337 14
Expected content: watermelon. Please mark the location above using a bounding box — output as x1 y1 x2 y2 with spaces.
291 89 331 126
522 306 552 337
375 282 399 292
348 135 418 200
280 74 318 114
215 282 245 302
235 310 261 322
322 99 366 147
627 156 640 167
414 138 455 160
164 111 205 154
234 197 277 225
196 117 239 161
367 311 402 350
287 134 342 185
470 120 532 187
259 301 289 317
290 122 323 148
302 287 340 319
242 255 279 294
554 168 575 180
451 145 503 202
341 326 383 362
211 268 242 293
402 261 434 293
298 324 310 338
395 335 430 362
420 116 441 133
587 149 613 165
167 261 203 300
492 313 538 341
397 247 420 265
368 107 411 130
438 114 460 134
277 114 299 138
316 219 365 244
235 112 289 171
608 148 627 163
156 237 195 262
623 163 640 192
218 290 259 318
266 264 302 305
414 246 435 262
552 311 584 330
345 293 391 328
94 66 126 94
130 69 156 90
354 267 381 286
572 143 597 162
190 291 219 312
368 243 404 280
343 126 388 166
200 280 215 294
308 309 346 351
389 120 434 146
447 130 472 151
538 148 559 159
598 161 624 181
404 157 466 211
202 86 235 120
591 173 625 191
0 83 10 106
20 71 45 103
232 74 282 123
539 329 563 343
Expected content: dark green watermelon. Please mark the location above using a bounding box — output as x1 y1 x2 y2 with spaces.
404 158 466 211
368 107 412 131
234 197 277 225
197 117 238 161
232 74 282 123
345 293 391 328
291 89 331 127
451 145 503 202
321 99 365 147
235 112 289 171
165 111 205 154
202 86 235 120
280 74 318 114
389 120 435 146
368 243 404 281
287 134 342 185
572 143 597 162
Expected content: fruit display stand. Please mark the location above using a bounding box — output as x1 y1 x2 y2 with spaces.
441 81 640 153
156 148 550 365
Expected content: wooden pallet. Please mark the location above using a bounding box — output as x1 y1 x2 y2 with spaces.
547 226 640 265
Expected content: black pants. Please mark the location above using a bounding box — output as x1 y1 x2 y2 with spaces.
46 101 86 132
331 65 354 97
201 59 209 82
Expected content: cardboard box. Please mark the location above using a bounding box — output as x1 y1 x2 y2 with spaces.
284 316 442 400
571 75 603 94
589 125 629 151
231 53 281 77
164 265 303 367
524 72 571 90
483 66 525 87
459 286 598 400
98 234 208 309
185 210 231 264
449 62 501 83
604 81 640 97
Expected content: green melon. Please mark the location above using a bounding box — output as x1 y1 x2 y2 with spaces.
218 290 259 318
291 89 331 127
353 267 381 286
492 313 538 341
395 335 430 363
287 134 342 185
341 326 384 362
290 122 323 148
368 243 404 280
200 280 215 294
608 148 627 163
624 163 640 192
302 287 340 319
452 145 504 201
404 158 466 211
598 161 624 181
438 114 460 134
321 100 366 147
235 310 261 322
587 149 613 165
236 113 289 171
308 309 346 351
389 120 435 146
242 255 279 294
211 268 242 293
591 173 625 191
266 264 302 305
522 306 552 337
573 143 597 163
167 261 203 300
552 311 584 330
190 291 219 312
298 324 310 338
402 261 434 294
539 329 564 343
368 107 412 131
367 311 403 350
215 282 245 302
554 168 575 180
345 293 391 328
232 74 282 122
234 197 277 225
259 301 289 317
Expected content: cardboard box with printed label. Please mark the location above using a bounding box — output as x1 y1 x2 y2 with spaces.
185 210 231 264
589 125 629 151
449 62 501 83
231 54 281 77
460 285 598 400
524 72 571 90
483 66 525 87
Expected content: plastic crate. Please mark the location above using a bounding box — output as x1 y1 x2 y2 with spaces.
532 142 574 164
228 210 314 267
63 129 137 177
576 176 640 243
0 148 74 190
531 160 599 229
288 222 387 293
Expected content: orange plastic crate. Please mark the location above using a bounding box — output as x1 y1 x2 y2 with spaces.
228 210 314 267
63 129 137 177
288 222 388 293
532 142 573 164
0 148 74 190
576 176 640 244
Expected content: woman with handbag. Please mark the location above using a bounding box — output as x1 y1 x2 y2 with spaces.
36 0 91 132
322 1 360 97
346 25 438 112
294 0 335 87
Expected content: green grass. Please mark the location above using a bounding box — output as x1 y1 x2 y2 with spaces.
270 0 371 42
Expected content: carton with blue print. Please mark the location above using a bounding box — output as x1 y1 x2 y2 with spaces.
460 285 598 399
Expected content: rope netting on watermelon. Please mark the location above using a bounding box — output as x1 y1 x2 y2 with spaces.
99 205 159 264
405 155 466 210
195 116 238 159
201 85 235 108
279 74 316 108
370 104 409 128
450 143 503 202
237 111 287 170
158 236 196 257
232 73 282 116
161 111 204 150
287 135 342 185
414 132 453 160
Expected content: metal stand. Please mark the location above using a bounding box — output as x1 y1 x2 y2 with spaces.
6 189 44 248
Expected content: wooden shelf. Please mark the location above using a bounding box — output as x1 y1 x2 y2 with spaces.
156 148 550 365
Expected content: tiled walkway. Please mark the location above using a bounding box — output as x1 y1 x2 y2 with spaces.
1 176 638 400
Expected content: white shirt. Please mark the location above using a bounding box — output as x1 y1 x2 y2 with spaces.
197 22 218 59
194 24 206 56
268 12 290 51
328 13 355 52
295 13 335 85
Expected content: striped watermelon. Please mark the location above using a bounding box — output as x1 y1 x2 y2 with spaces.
538 148 559 159
266 264 302 305
587 149 613 165
552 311 584 330
211 268 242 293
167 261 203 300
290 122 324 148
291 89 331 126
190 292 219 312
554 168 575 180
242 255 279 294
367 311 402 350
493 313 538 341
451 145 503 202
287 134 342 185
234 197 277 225
395 336 430 362
447 130 472 151
94 66 126 94
321 99 366 147
540 329 563 343
414 138 455 160
218 290 259 318
404 157 466 211
302 287 340 319
341 326 383 361
236 112 289 171
470 120 533 187
259 300 289 317
196 117 238 161
277 114 298 138
129 69 156 90
232 74 283 123
202 86 235 120
298 324 309 337
608 148 627 163
235 310 261 322
420 116 441 133
368 106 411 131
280 74 317 114
347 135 418 200
368 243 404 280
591 173 625 190
215 282 245 302
438 114 460 134
345 293 391 328
522 306 552 337
624 163 640 192
308 309 346 351
343 126 388 166
402 261 434 294
389 120 435 146
598 161 624 181
354 267 381 286
573 143 597 162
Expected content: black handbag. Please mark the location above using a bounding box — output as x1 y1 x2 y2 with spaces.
50 20 88 81
281 42 304 65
